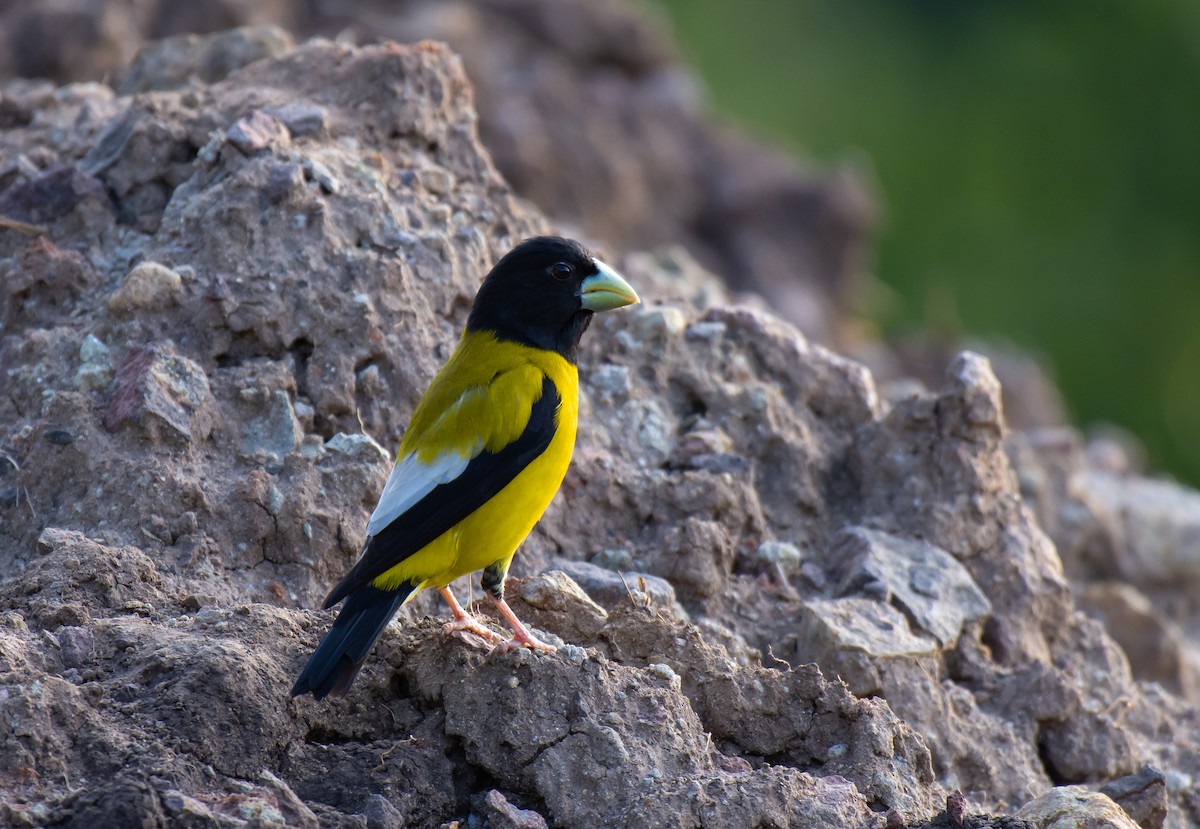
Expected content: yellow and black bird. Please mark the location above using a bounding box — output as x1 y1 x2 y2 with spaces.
291 236 639 699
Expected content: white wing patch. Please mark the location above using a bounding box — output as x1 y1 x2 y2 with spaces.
365 450 470 536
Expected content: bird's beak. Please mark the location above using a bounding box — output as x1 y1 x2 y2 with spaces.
580 259 640 312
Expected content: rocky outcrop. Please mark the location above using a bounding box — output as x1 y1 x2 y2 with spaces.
2 10 1200 829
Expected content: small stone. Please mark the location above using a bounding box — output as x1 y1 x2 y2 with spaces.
104 344 214 445
1015 786 1139 829
518 570 609 641
419 167 454 195
75 336 113 391
266 483 284 516
325 432 390 462
302 158 339 194
56 626 94 669
194 608 229 626
794 597 937 697
629 306 687 340
364 793 403 829
234 798 284 824
79 333 109 363
1099 764 1168 829
293 400 316 421
646 662 680 687
265 162 305 203
756 541 802 574
227 110 290 155
947 351 1004 428
617 398 671 464
241 390 303 463
587 364 631 400
483 789 549 829
946 790 966 828
357 364 384 396
264 103 328 138
832 527 991 648
106 261 183 313
560 644 586 664
299 434 326 462
685 320 726 340
161 790 216 822
553 559 677 611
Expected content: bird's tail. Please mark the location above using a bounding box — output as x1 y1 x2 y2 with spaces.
290 582 416 700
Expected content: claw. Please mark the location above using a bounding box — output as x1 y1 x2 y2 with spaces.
443 615 504 645
489 594 556 655
493 630 557 655
439 586 504 646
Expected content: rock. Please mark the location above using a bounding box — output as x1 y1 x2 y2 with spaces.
0 165 110 227
117 26 295 94
628 305 687 341
832 527 991 647
793 597 938 697
481 790 549 829
227 110 291 156
1099 765 1168 829
585 363 632 402
1079 471 1200 583
1015 787 1140 829
4 238 102 331
1078 582 1198 701
362 793 403 829
424 640 882 828
549 559 678 612
241 389 303 463
103 343 214 445
325 432 390 462
55 626 94 669
263 103 328 138
106 260 183 313
511 570 609 643
755 540 803 574
73 334 113 392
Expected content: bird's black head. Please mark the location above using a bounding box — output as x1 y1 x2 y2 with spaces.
467 236 639 363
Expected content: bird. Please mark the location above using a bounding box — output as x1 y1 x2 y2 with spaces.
291 236 639 700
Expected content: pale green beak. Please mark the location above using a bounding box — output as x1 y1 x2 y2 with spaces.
580 259 640 312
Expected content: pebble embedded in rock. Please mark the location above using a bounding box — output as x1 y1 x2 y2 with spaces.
106 261 183 313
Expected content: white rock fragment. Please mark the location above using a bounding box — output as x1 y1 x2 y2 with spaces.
74 334 113 391
755 541 803 575
325 432 390 462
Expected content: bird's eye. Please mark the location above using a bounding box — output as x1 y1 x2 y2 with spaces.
548 261 574 281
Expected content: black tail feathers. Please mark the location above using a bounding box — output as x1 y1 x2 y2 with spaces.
290 583 415 700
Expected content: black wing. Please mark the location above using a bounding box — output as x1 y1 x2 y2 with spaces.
323 374 559 608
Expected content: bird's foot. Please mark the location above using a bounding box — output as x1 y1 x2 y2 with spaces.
487 595 557 654
493 630 558 655
442 615 505 647
438 586 504 647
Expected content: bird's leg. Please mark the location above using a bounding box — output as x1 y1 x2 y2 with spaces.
439 586 503 645
490 597 558 654
481 562 557 654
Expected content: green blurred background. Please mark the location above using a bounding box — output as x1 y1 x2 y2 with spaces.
652 0 1200 486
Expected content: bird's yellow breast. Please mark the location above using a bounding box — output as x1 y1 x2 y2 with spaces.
371 334 578 592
